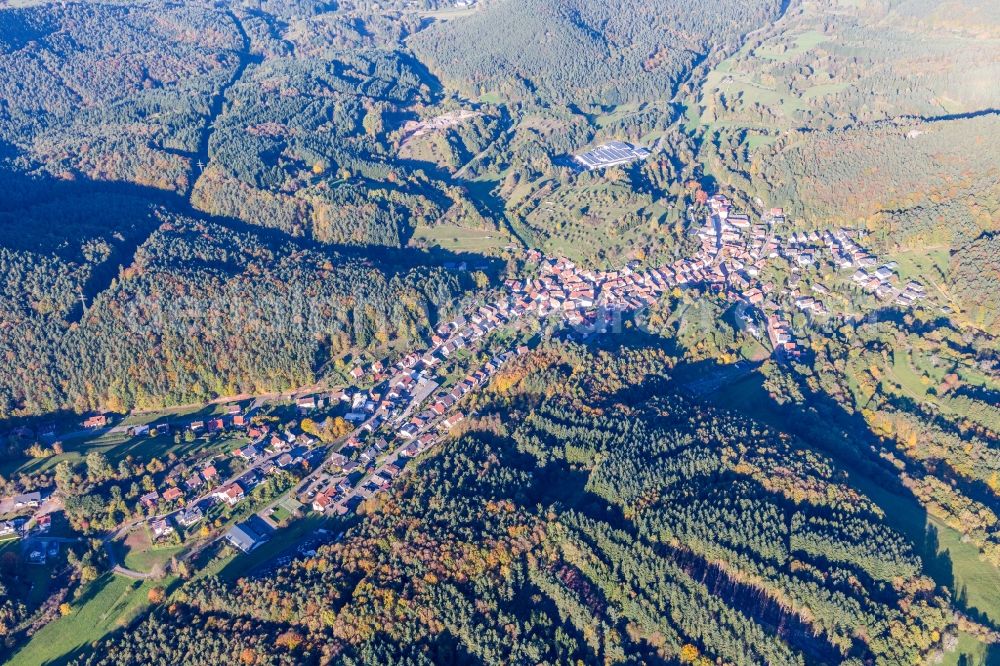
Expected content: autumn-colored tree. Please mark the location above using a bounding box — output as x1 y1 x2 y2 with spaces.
239 648 257 664
300 418 320 439
327 416 351 439
679 644 700 663
58 602 72 616
275 629 303 650
147 586 166 604
362 106 383 137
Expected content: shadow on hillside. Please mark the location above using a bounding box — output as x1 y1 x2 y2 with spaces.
0 166 504 287
0 166 505 433
666 356 1000 630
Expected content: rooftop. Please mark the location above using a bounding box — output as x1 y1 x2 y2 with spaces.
573 141 650 170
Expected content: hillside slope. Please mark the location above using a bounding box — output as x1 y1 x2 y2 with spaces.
69 345 983 665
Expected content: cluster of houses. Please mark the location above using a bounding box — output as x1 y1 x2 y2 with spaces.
36 193 945 565
396 349 519 442
303 327 521 517
766 314 799 360
307 443 403 516
187 404 250 434
294 288 539 520
851 263 926 306
127 407 329 542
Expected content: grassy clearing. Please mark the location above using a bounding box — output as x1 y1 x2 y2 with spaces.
941 631 997 666
801 81 850 99
8 574 174 666
888 247 951 293
399 132 456 167
268 504 293 524
123 544 185 574
478 91 504 104
0 428 249 480
886 349 933 401
755 30 827 60
593 103 640 128
745 132 781 150
410 224 509 253
118 527 185 574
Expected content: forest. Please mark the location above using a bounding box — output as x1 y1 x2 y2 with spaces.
0 0 997 662
67 343 981 665
0 180 473 418
409 0 783 107
0 2 241 192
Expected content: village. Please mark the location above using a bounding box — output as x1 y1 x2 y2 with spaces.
0 193 932 576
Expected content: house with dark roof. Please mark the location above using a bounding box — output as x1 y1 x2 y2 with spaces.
176 506 203 527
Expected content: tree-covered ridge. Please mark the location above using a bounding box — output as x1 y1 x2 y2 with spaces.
409 0 784 107
0 2 241 191
178 8 512 248
950 233 1000 331
74 344 971 665
191 47 496 246
0 208 471 418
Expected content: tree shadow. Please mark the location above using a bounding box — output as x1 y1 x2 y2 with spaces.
0 165 504 287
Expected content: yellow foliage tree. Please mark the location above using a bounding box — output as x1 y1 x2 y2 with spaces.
679 644 700 663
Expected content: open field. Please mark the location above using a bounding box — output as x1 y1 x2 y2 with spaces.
941 631 998 666
410 224 509 253
8 574 176 666
117 526 185 574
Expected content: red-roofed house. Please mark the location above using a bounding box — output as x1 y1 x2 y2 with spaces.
214 483 245 506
